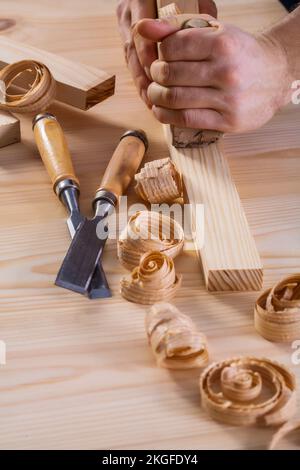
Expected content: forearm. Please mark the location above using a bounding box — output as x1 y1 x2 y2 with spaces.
266 6 300 80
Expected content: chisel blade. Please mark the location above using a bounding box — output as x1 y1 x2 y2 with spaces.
67 212 84 239
55 215 109 296
65 206 111 299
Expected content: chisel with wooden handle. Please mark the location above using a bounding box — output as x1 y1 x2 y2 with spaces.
55 129 148 297
32 113 111 299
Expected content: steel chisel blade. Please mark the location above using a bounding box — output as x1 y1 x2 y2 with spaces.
55 217 108 296
64 211 111 299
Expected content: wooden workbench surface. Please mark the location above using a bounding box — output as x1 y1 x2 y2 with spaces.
0 0 299 450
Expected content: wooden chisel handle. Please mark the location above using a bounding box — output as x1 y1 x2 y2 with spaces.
33 113 79 193
97 130 148 199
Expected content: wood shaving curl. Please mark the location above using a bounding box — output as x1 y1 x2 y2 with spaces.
255 274 300 342
0 60 56 114
135 158 183 204
146 302 209 369
200 357 296 427
269 419 300 450
120 251 181 305
118 210 184 271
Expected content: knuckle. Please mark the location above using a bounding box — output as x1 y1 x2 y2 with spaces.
116 2 123 17
165 87 179 107
158 61 170 85
116 1 127 20
214 33 237 57
181 109 195 128
225 108 243 131
158 114 169 124
160 40 173 61
139 41 153 63
220 66 242 89
124 39 135 61
227 94 242 112
155 108 168 124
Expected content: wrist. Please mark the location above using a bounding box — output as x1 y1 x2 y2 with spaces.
258 30 294 107
263 7 300 82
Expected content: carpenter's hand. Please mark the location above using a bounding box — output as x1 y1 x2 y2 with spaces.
137 18 293 132
117 0 217 107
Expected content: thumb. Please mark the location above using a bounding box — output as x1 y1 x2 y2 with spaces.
136 12 218 43
136 18 179 43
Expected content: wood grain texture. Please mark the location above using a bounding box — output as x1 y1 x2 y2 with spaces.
0 0 299 451
0 36 115 110
0 110 20 148
165 127 263 291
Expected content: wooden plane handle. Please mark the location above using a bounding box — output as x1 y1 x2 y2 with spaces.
99 130 148 198
33 114 79 192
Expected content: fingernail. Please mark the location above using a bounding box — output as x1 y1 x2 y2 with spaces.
144 66 152 80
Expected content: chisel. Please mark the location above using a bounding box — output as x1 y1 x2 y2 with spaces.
32 113 111 299
55 129 148 296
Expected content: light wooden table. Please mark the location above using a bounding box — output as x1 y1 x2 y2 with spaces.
0 0 299 450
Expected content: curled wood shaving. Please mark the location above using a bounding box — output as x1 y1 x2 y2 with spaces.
118 210 184 271
120 251 182 305
0 60 56 113
146 302 209 369
269 419 300 450
255 274 300 342
135 158 183 204
200 357 296 427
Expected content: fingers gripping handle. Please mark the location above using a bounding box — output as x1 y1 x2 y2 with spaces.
162 13 220 30
97 130 148 200
157 3 223 148
33 113 79 193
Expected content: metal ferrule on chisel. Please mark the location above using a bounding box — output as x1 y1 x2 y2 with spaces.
57 179 82 239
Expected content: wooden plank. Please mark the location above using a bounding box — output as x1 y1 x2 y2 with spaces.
165 127 263 291
157 2 263 291
0 111 20 148
0 36 115 110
